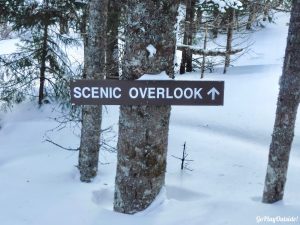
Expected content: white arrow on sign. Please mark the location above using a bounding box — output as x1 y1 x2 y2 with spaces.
207 87 220 100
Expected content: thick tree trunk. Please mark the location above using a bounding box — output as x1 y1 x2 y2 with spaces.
38 24 48 106
262 0 300 203
78 0 108 183
224 9 235 74
114 0 179 214
106 0 120 79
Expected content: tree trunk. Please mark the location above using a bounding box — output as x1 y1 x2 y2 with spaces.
262 0 300 203
59 17 68 35
78 0 108 183
81 4 88 79
263 0 271 22
246 1 257 30
114 0 179 214
38 24 48 106
224 9 235 74
212 8 220 38
180 0 196 74
196 7 202 32
106 0 121 79
200 26 207 79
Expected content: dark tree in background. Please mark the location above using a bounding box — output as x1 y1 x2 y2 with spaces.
0 0 81 107
78 0 109 182
223 8 235 74
180 0 196 74
114 0 180 214
262 0 300 203
106 0 121 79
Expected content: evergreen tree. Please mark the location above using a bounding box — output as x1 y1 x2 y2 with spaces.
0 0 81 107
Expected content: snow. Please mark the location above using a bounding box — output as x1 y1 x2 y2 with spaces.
0 38 19 55
138 71 172 80
146 44 157 58
1 12 300 225
200 0 243 12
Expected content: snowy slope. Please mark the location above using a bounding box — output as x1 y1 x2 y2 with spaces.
0 12 299 225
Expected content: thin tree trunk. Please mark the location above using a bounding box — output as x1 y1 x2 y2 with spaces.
196 7 202 32
263 0 271 21
59 17 68 35
212 8 220 38
106 0 121 79
180 1 189 75
114 0 179 214
200 26 207 79
38 24 48 106
78 0 108 183
224 9 235 74
246 1 257 30
262 0 300 203
81 4 88 79
180 0 195 74
186 0 196 72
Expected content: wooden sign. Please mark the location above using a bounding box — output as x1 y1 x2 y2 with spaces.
70 80 224 106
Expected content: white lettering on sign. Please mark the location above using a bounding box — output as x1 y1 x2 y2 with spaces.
71 80 224 105
129 88 138 99
113 87 121 98
174 88 183 98
73 87 122 99
166 88 174 99
82 87 91 98
157 88 165 98
74 87 82 98
184 88 193 99
73 87 204 100
127 87 202 99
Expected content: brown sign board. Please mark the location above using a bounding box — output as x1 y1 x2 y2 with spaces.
70 80 224 106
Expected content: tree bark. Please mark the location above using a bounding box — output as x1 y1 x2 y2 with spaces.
263 0 271 22
114 0 179 214
106 0 120 79
224 9 235 74
180 0 196 74
246 1 258 30
262 0 300 203
196 7 202 32
38 23 48 106
200 26 207 79
78 0 108 183
212 8 220 38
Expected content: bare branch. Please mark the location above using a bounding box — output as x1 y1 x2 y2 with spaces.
45 139 79 151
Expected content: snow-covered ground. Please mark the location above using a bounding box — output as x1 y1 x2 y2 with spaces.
0 12 299 225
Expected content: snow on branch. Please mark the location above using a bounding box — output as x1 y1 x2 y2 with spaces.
199 0 243 12
177 44 243 56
